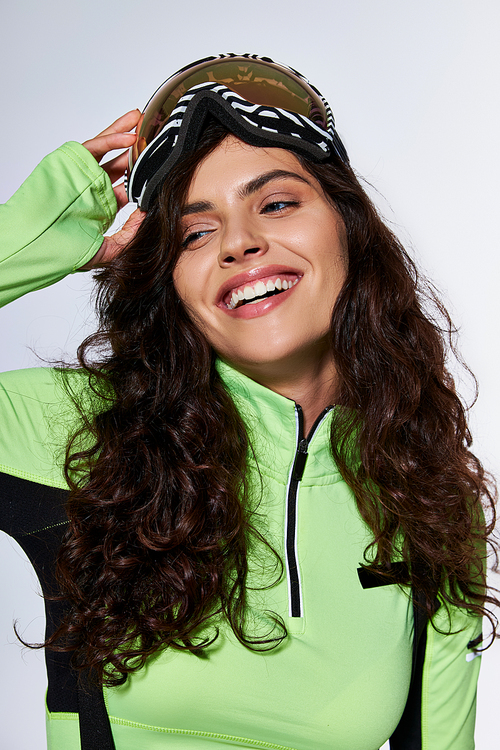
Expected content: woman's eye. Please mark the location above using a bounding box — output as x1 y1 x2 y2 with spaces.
181 229 212 248
261 200 300 214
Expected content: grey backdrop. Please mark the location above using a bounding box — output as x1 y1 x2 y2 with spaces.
0 1 498 748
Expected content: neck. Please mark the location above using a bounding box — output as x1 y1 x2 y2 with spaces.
227 348 339 435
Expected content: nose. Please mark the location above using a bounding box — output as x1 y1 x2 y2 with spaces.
218 216 269 267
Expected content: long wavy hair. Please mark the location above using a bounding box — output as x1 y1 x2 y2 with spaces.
47 121 498 685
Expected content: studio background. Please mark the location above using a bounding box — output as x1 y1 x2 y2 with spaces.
0 1 498 747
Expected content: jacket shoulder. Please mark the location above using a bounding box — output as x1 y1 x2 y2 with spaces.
0 366 87 489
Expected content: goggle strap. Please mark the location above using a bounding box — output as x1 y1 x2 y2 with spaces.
132 88 347 209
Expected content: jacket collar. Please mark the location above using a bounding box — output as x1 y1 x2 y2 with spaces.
216 359 340 482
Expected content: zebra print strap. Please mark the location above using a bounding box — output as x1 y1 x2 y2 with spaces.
128 81 348 209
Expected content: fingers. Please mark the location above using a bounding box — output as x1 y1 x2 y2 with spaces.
93 109 142 139
82 131 136 164
82 109 142 211
82 109 141 164
100 150 130 185
113 183 129 211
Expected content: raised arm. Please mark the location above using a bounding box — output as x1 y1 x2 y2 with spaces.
0 110 143 307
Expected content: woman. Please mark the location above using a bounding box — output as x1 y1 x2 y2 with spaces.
0 54 497 750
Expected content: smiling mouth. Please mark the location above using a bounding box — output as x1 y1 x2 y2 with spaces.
225 275 301 310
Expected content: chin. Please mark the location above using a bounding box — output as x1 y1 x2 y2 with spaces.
219 339 332 377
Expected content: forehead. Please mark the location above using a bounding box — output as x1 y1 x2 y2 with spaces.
185 136 310 203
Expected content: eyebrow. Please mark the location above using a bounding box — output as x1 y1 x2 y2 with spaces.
181 201 214 217
238 169 311 198
181 169 311 217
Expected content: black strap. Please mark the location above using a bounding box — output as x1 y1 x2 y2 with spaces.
389 589 429 750
75 587 430 750
78 672 115 750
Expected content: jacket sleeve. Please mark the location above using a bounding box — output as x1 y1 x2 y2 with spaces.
420 607 482 749
390 590 482 750
0 141 117 307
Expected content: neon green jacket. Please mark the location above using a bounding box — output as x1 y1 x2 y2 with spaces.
0 143 482 749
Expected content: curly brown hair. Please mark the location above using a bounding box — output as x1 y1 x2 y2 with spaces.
47 122 498 686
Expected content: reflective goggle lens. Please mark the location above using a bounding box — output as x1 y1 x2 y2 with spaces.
129 55 332 174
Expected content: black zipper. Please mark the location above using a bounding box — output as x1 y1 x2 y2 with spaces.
285 404 333 618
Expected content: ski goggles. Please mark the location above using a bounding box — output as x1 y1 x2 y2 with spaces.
127 53 349 210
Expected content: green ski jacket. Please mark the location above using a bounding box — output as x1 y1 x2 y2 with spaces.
0 143 482 750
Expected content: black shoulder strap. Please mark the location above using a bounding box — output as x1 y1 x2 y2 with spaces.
78 671 115 750
389 589 429 750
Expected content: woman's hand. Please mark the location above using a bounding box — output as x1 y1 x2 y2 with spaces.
81 110 146 268
82 208 145 268
83 109 141 210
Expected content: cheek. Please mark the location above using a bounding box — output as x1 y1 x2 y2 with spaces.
173 247 218 310
172 255 200 309
172 257 217 342
328 250 348 295
321 217 348 291
172 264 187 304
297 217 348 290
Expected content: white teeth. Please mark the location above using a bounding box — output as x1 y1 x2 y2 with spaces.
226 275 300 309
254 280 267 297
243 286 255 300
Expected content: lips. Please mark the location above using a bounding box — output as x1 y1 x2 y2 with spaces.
217 266 303 312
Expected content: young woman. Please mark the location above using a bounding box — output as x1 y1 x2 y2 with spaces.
0 54 497 750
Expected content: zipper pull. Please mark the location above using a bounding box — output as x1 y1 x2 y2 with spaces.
292 438 308 481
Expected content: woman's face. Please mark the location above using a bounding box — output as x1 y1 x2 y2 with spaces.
173 136 347 380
